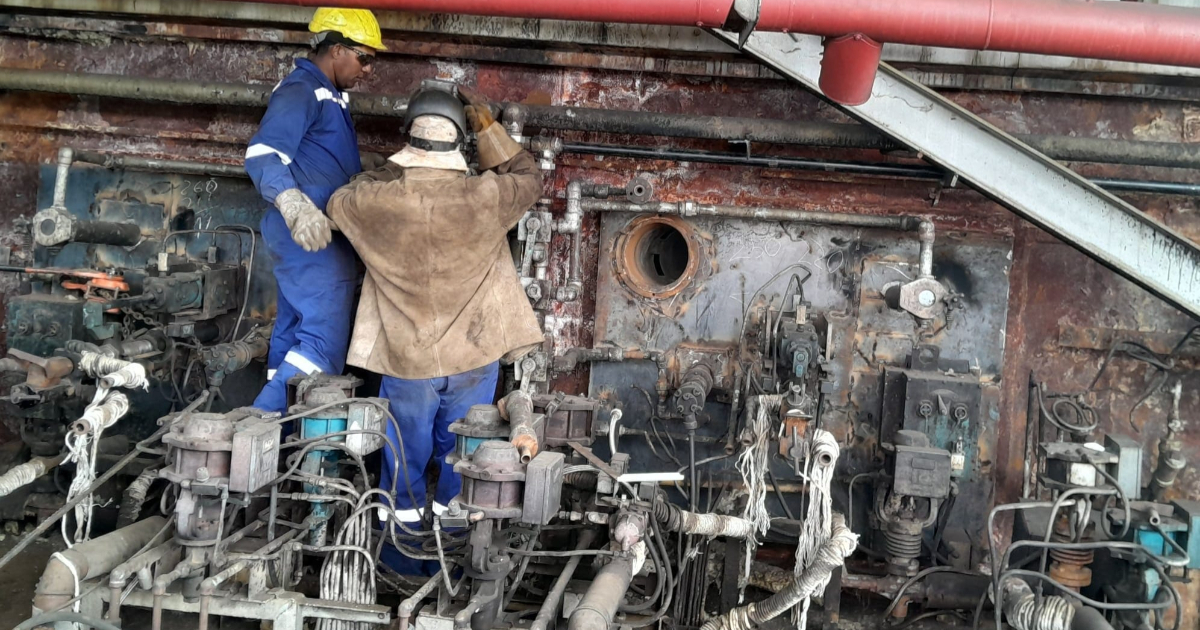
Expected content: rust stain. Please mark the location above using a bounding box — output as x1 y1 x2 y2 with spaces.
1 19 1200 629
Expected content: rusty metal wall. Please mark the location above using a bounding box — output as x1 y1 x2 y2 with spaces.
1 5 1199 573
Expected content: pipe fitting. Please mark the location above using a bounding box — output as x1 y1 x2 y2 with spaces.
51 147 74 211
917 220 936 278
504 103 527 141
558 181 584 234
500 390 539 463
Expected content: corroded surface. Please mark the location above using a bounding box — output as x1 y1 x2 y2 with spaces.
0 11 1199 619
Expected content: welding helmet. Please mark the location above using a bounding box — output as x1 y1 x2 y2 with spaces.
309 8 387 51
404 86 469 147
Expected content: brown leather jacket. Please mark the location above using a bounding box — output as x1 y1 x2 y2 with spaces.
327 124 544 379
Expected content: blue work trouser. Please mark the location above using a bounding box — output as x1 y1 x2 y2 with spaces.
378 361 499 574
253 208 357 413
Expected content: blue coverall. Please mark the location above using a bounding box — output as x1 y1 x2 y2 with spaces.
377 362 500 575
245 58 362 413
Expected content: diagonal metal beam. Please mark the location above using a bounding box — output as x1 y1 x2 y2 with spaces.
710 29 1200 320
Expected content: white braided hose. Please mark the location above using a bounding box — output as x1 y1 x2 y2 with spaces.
701 515 858 630
737 395 782 589
793 430 839 630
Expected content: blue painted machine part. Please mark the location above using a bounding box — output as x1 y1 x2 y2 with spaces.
455 435 493 460
299 411 349 544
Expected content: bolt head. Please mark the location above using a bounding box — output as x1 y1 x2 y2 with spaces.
897 277 947 320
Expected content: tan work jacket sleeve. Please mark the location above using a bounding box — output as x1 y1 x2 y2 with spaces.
475 124 544 231
326 162 402 239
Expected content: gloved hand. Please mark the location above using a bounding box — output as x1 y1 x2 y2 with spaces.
275 189 333 252
458 86 495 133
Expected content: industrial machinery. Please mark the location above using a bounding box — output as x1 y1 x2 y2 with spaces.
0 147 271 525
6 118 1196 630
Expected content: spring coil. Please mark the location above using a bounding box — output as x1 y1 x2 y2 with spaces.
884 529 922 561
1008 593 1075 630
1049 547 1094 566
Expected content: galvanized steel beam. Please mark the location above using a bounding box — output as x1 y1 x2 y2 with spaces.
708 30 1200 319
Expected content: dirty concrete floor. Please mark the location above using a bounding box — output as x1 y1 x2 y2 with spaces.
0 533 60 630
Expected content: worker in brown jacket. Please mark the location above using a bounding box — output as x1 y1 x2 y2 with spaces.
326 84 543 574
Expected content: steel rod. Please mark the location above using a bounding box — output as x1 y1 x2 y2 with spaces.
5 67 1200 170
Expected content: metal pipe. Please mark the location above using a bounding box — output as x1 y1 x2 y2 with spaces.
73 151 247 179
917 221 935 278
581 199 922 230
1023 373 1040 500
197 529 302 630
108 539 180 622
555 228 583 302
51 147 74 210
151 549 208 630
32 516 168 614
567 144 1200 197
608 409 623 457
568 555 636 630
502 390 539 463
566 142 941 178
247 0 1200 69
398 570 446 630
531 530 597 630
6 68 1200 171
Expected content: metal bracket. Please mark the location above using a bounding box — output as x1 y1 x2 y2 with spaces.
730 0 761 49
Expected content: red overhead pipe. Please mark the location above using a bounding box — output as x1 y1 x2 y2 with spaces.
260 0 734 27
256 0 1200 69
756 0 1200 69
254 0 1200 104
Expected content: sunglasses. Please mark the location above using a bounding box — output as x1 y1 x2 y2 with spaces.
340 44 375 68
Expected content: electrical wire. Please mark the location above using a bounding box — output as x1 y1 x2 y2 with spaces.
509 548 618 557
1034 385 1098 436
626 516 676 627
766 465 796 521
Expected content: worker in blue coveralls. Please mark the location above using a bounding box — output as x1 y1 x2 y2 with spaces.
244 8 387 413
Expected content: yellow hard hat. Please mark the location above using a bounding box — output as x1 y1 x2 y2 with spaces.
308 8 387 51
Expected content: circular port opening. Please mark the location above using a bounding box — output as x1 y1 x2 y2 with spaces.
615 215 698 299
40 219 57 236
637 224 688 285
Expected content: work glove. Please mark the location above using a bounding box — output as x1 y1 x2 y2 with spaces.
275 188 333 252
458 86 522 169
359 150 388 170
458 86 496 133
